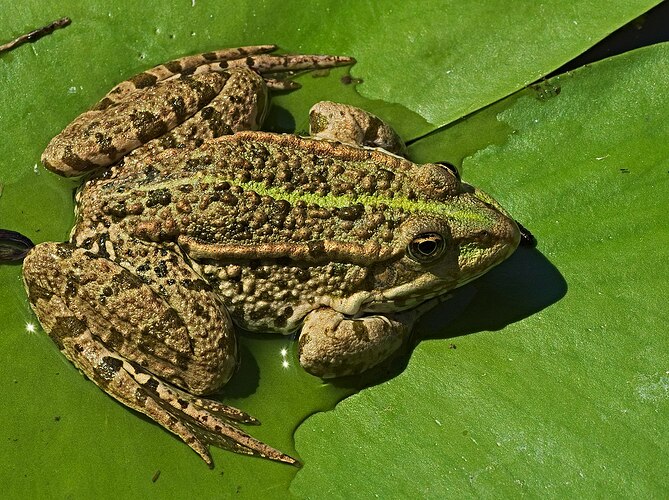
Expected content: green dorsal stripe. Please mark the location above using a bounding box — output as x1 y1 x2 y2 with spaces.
142 173 490 223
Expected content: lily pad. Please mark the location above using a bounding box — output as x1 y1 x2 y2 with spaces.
292 42 669 497
0 1 665 498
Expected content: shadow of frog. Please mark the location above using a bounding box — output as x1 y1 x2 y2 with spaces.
331 245 567 390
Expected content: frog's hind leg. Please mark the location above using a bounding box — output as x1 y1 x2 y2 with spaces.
134 51 358 154
309 101 407 157
41 70 237 176
128 49 355 158
126 67 270 160
22 242 298 467
93 46 354 107
94 45 279 109
50 330 296 467
42 47 354 177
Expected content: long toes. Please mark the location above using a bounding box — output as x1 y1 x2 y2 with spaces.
228 53 355 75
124 360 299 466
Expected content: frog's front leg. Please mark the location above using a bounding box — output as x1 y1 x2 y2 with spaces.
22 241 297 467
298 307 419 378
309 101 408 157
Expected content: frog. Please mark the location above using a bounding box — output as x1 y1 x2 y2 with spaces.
21 45 521 467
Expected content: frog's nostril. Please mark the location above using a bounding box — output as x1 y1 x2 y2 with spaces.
472 229 494 245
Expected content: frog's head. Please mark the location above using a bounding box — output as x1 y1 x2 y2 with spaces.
365 162 521 312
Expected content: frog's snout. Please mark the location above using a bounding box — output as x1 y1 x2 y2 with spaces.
466 188 522 260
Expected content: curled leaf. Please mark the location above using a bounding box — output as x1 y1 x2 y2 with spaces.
0 229 34 262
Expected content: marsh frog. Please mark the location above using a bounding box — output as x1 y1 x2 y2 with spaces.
22 46 520 466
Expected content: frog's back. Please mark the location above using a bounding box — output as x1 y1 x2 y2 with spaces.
77 132 462 263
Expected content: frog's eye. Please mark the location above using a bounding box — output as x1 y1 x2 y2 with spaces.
408 232 445 263
436 161 460 181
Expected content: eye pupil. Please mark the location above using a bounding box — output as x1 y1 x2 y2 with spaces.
417 240 437 255
408 232 445 262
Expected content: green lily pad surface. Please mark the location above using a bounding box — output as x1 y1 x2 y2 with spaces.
0 1 666 498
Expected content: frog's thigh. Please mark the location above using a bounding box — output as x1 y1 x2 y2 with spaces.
298 307 411 378
24 242 236 394
42 71 235 176
138 68 268 158
309 101 407 157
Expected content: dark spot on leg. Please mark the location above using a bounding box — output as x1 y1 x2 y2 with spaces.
111 270 144 291
60 145 94 172
165 61 183 74
130 72 159 89
136 262 151 273
170 96 188 122
153 260 168 277
183 76 219 108
49 316 88 349
97 356 124 381
200 106 231 137
106 327 124 349
158 133 178 150
176 352 190 371
131 111 169 144
134 387 149 405
92 97 116 111
26 282 54 303
180 278 211 292
142 376 160 392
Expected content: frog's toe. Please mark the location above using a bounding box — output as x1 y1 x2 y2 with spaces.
227 52 355 75
117 359 301 467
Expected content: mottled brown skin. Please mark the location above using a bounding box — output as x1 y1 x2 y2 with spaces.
74 131 518 333
23 46 520 467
